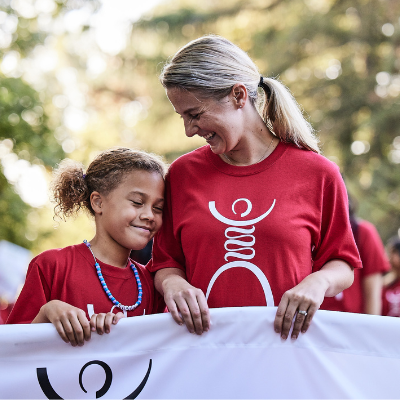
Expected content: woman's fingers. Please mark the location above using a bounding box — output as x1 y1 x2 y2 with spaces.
290 304 310 339
197 293 211 332
165 287 210 334
274 293 289 336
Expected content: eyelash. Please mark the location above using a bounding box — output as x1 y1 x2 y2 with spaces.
131 201 163 213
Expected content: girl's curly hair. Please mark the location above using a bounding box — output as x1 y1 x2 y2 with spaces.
51 147 167 220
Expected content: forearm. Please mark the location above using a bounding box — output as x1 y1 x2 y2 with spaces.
154 267 188 296
316 259 354 298
363 273 383 315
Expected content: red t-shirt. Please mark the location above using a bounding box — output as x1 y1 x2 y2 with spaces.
150 143 361 308
321 219 390 313
7 243 163 324
382 279 400 317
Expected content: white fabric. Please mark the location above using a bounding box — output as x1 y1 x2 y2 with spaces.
1 307 399 399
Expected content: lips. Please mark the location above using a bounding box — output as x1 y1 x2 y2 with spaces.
132 225 151 233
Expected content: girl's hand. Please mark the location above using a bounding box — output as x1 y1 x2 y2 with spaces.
155 268 210 335
274 272 328 340
90 312 125 335
33 300 91 347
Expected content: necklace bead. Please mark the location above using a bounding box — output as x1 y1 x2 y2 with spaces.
83 240 142 312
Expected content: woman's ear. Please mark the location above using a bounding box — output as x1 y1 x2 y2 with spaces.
232 83 248 109
90 191 103 215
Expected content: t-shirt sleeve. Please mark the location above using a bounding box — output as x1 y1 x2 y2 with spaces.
312 169 362 272
357 221 391 276
149 172 187 274
6 259 50 324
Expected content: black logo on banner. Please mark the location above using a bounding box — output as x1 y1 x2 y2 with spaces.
37 359 152 399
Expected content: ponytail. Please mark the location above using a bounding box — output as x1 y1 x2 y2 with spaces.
259 77 320 153
51 159 89 220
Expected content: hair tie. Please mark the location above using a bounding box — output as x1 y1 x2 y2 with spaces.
258 76 264 87
82 173 86 179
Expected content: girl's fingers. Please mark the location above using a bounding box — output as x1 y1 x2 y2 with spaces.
103 312 114 333
60 318 78 347
90 314 97 332
95 313 106 335
113 312 125 325
69 315 86 346
53 320 70 344
77 312 91 341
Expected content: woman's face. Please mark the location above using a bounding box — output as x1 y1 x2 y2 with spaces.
166 87 244 155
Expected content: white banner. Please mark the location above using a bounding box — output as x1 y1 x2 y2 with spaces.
1 307 400 399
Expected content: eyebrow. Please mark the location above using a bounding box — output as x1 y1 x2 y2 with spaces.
175 107 199 115
128 191 164 202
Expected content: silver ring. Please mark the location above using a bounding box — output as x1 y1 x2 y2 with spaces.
298 310 308 316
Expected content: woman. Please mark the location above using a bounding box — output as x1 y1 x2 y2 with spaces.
149 35 361 340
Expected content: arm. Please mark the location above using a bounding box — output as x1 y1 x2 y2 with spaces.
155 268 210 335
363 273 383 315
274 259 354 340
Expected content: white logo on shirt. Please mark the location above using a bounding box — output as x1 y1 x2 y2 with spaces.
386 288 400 317
207 198 276 306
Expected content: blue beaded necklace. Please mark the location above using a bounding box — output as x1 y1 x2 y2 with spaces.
83 240 142 312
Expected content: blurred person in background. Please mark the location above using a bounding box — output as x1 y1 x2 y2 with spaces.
382 236 400 317
149 35 361 341
321 196 390 315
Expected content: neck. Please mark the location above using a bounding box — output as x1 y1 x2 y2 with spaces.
222 131 277 166
88 235 131 269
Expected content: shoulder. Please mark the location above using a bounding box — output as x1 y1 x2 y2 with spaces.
282 143 342 185
168 146 208 172
357 219 377 234
30 244 85 271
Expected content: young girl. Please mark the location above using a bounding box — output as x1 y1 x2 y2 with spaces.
7 147 166 346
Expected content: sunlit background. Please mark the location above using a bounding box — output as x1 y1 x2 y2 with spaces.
0 0 399 311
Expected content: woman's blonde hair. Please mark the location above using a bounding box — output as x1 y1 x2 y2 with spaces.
160 35 319 153
51 147 167 220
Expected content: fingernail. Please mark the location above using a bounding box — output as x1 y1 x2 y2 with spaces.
275 328 280 333
281 334 287 340
291 335 298 340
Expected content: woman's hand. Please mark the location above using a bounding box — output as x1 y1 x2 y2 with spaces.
274 260 354 340
274 273 327 340
155 268 210 335
90 312 125 335
32 300 91 347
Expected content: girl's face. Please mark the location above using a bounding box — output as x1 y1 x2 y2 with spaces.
166 87 244 155
95 170 165 251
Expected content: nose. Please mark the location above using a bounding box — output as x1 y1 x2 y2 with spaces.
140 205 155 222
184 119 198 138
